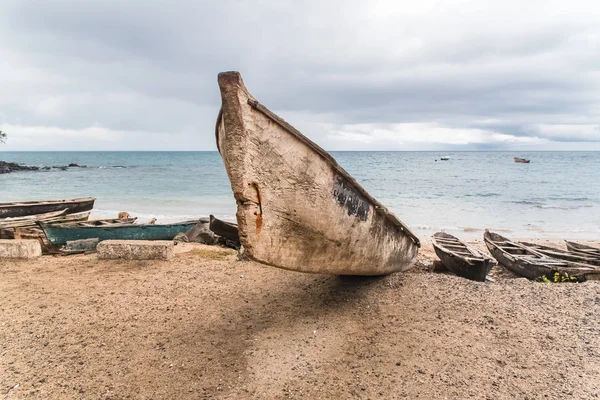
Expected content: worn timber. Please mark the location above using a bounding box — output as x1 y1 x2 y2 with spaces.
0 197 95 219
520 241 600 266
565 241 600 258
215 71 419 275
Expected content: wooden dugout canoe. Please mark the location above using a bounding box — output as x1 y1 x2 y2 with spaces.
0 197 95 219
215 71 420 275
209 215 240 245
432 232 494 282
565 241 600 257
520 241 600 266
484 231 600 281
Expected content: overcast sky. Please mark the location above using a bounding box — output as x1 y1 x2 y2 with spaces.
1 0 599 151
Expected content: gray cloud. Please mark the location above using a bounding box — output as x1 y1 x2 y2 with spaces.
0 0 599 150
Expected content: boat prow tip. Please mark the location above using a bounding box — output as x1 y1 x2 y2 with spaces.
217 71 244 87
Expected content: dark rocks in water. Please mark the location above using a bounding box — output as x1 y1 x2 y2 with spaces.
0 161 40 174
1 160 90 174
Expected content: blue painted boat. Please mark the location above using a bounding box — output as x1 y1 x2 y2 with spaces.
38 219 204 246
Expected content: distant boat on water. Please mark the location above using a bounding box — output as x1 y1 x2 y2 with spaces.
514 157 530 163
440 156 450 161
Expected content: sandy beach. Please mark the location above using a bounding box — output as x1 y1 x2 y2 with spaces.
1 239 599 399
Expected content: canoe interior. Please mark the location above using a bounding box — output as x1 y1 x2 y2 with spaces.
520 241 600 266
51 217 138 227
432 232 493 281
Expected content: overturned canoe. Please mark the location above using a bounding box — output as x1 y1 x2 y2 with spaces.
432 232 494 282
0 197 95 219
215 71 420 275
38 217 207 247
484 231 600 281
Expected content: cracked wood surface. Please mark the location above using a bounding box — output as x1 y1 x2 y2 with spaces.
215 71 419 275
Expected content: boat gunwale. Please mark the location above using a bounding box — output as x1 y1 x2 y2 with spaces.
39 219 203 229
0 197 96 208
214 73 420 247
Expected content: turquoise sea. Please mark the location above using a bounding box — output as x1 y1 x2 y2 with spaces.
1 151 599 239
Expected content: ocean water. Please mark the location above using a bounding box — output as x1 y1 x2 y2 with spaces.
1 151 599 239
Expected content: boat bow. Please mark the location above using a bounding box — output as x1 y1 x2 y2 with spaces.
215 71 419 275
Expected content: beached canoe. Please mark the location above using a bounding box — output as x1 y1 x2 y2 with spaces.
0 197 95 219
215 71 420 275
514 157 530 163
432 232 494 281
38 218 205 247
209 215 240 244
520 241 600 266
484 231 600 281
565 241 600 257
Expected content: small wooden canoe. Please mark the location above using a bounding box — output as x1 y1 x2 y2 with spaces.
216 71 420 275
514 157 530 163
209 215 240 245
520 241 600 266
0 197 95 219
565 241 600 257
0 209 68 229
37 217 202 246
484 231 600 281
432 232 494 281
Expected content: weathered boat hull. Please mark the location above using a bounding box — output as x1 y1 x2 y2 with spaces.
209 215 240 244
0 197 95 219
39 219 196 246
484 231 600 280
432 232 493 282
514 157 530 163
216 71 419 275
